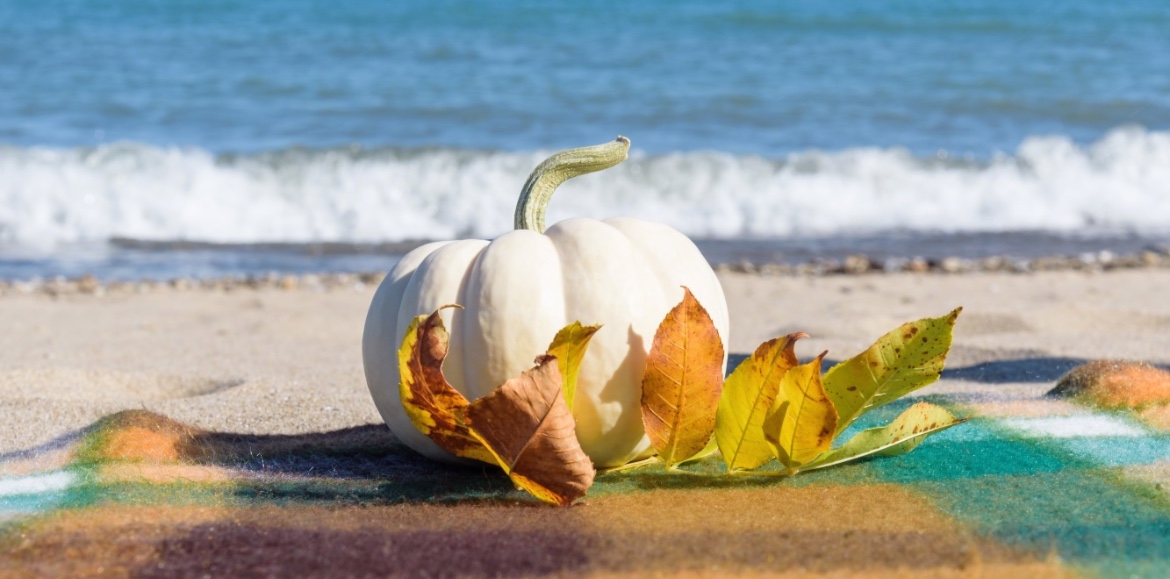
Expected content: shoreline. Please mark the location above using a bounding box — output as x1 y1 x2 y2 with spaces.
2 247 1169 297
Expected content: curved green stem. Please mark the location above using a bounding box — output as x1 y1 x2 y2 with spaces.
514 136 631 233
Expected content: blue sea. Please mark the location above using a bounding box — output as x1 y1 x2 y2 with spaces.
2 0 1169 279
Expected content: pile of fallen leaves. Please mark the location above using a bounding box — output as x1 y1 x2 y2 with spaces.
398 290 964 506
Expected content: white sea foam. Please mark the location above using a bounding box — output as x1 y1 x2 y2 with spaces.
2 127 1169 249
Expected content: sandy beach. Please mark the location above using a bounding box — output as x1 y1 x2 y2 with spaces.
4 268 1168 454
3 268 1170 577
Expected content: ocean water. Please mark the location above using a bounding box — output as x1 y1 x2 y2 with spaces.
2 0 1169 278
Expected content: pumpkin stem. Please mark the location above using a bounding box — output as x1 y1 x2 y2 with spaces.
514 136 631 233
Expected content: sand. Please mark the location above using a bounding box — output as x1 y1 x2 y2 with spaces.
5 268 1170 576
4 268 1170 455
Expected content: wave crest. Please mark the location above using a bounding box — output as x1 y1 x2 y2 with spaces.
2 127 1169 249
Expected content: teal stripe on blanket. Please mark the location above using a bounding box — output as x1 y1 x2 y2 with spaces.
890 417 1170 578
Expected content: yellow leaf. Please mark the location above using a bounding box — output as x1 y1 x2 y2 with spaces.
465 355 595 506
397 307 497 464
804 402 965 471
715 333 807 472
545 322 602 412
823 308 961 437
640 287 726 468
764 353 838 472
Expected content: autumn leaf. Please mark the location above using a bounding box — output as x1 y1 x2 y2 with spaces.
715 333 807 472
677 435 720 466
823 308 961 437
545 322 602 412
764 353 838 472
465 355 595 506
803 402 965 471
640 287 726 468
398 308 497 464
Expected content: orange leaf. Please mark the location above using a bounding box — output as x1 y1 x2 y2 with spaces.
640 287 726 468
397 308 497 464
465 355 595 506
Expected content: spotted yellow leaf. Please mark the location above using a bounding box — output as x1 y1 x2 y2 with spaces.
823 308 961 436
715 333 806 472
804 402 965 471
764 353 838 472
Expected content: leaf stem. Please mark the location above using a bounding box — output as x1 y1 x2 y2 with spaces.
514 137 630 233
597 455 659 474
726 469 791 478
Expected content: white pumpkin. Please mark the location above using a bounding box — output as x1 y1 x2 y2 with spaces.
362 137 730 468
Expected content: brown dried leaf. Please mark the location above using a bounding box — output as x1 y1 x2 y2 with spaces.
397 308 496 464
640 287 726 468
465 355 595 506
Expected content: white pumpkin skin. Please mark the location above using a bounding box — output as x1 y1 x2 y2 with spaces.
363 218 728 468
362 138 730 468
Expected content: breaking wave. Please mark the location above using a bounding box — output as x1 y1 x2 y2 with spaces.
2 126 1169 250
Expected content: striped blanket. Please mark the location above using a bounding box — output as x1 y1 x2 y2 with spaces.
2 371 1169 577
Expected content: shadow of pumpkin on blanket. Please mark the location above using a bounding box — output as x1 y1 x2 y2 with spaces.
43 405 925 509
57 410 521 506
69 409 864 507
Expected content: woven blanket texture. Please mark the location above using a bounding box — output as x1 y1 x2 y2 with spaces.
2 367 1169 577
